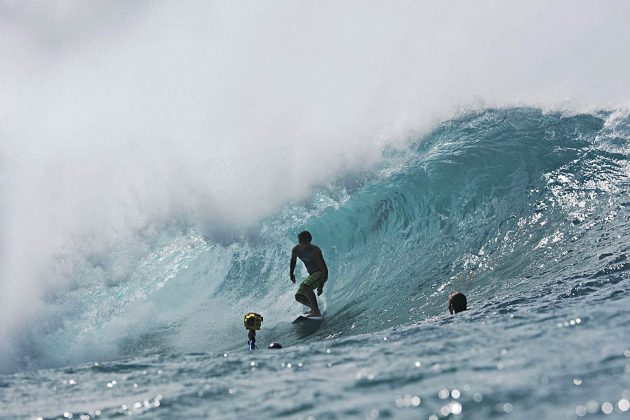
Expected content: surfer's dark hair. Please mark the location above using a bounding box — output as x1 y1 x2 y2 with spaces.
298 231 312 243
448 292 467 314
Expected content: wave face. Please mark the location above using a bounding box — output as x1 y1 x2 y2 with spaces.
4 107 630 373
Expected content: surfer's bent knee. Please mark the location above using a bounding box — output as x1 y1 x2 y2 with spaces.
295 292 310 306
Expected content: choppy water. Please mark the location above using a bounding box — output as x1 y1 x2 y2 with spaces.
2 108 630 419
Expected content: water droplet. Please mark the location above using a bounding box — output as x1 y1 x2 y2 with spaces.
451 389 461 399
601 402 613 414
450 401 462 415
575 405 587 417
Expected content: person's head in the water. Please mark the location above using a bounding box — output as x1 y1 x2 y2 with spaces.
448 292 467 314
298 231 312 248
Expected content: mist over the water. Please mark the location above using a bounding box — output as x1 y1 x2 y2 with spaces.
1 1 630 373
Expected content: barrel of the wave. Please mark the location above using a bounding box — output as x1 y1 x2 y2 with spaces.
243 312 263 350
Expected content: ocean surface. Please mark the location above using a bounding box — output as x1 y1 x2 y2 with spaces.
1 108 629 419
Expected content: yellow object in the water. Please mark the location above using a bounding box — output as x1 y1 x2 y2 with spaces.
244 312 263 331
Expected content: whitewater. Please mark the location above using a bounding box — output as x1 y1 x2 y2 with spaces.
1 1 630 419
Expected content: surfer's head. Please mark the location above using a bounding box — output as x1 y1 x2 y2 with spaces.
448 292 467 314
298 231 312 246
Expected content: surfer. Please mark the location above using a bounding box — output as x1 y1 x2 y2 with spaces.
290 231 328 317
448 291 467 314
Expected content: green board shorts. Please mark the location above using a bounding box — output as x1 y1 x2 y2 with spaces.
296 271 325 303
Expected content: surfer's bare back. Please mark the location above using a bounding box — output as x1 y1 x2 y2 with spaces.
290 231 328 317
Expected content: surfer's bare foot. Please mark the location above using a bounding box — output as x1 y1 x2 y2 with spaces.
307 310 321 317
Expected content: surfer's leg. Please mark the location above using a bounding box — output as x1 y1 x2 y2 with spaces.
295 286 320 316
303 286 321 317
295 272 323 316
295 292 310 307
295 281 312 310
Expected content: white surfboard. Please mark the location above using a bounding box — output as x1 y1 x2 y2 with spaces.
292 314 324 324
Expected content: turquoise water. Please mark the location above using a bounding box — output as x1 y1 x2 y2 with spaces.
2 108 630 418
